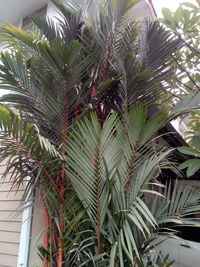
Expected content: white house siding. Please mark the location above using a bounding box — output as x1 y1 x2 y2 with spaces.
0 162 25 267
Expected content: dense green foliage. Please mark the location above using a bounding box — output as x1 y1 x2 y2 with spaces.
0 0 199 266
160 2 200 96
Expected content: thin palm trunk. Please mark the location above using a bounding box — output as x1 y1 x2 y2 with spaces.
57 103 68 265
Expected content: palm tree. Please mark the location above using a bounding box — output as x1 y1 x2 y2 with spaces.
0 0 199 266
0 105 200 266
0 0 182 130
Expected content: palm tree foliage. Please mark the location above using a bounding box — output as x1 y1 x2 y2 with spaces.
0 105 200 266
0 0 182 141
65 106 200 266
0 0 199 266
0 106 61 192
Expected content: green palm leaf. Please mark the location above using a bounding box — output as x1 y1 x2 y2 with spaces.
0 106 60 192
66 112 123 227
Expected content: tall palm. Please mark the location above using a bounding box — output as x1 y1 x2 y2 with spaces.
0 105 200 266
0 0 182 137
0 0 199 266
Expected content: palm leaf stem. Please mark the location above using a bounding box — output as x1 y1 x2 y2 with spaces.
124 148 137 199
172 76 194 94
177 33 200 56
95 147 101 256
57 101 68 265
101 30 115 82
3 133 60 193
14 75 45 110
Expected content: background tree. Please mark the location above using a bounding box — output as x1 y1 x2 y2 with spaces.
160 2 200 97
160 2 200 180
159 2 200 120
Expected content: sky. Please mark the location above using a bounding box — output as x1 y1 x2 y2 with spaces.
152 0 198 17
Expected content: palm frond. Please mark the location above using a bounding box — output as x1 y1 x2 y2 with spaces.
150 180 200 233
66 105 173 264
170 91 200 120
66 111 123 228
31 15 59 41
0 106 61 192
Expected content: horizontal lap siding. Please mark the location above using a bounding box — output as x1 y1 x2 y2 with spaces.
0 254 18 267
0 163 24 267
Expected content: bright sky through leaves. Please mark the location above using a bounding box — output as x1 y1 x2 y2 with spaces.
152 0 198 17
